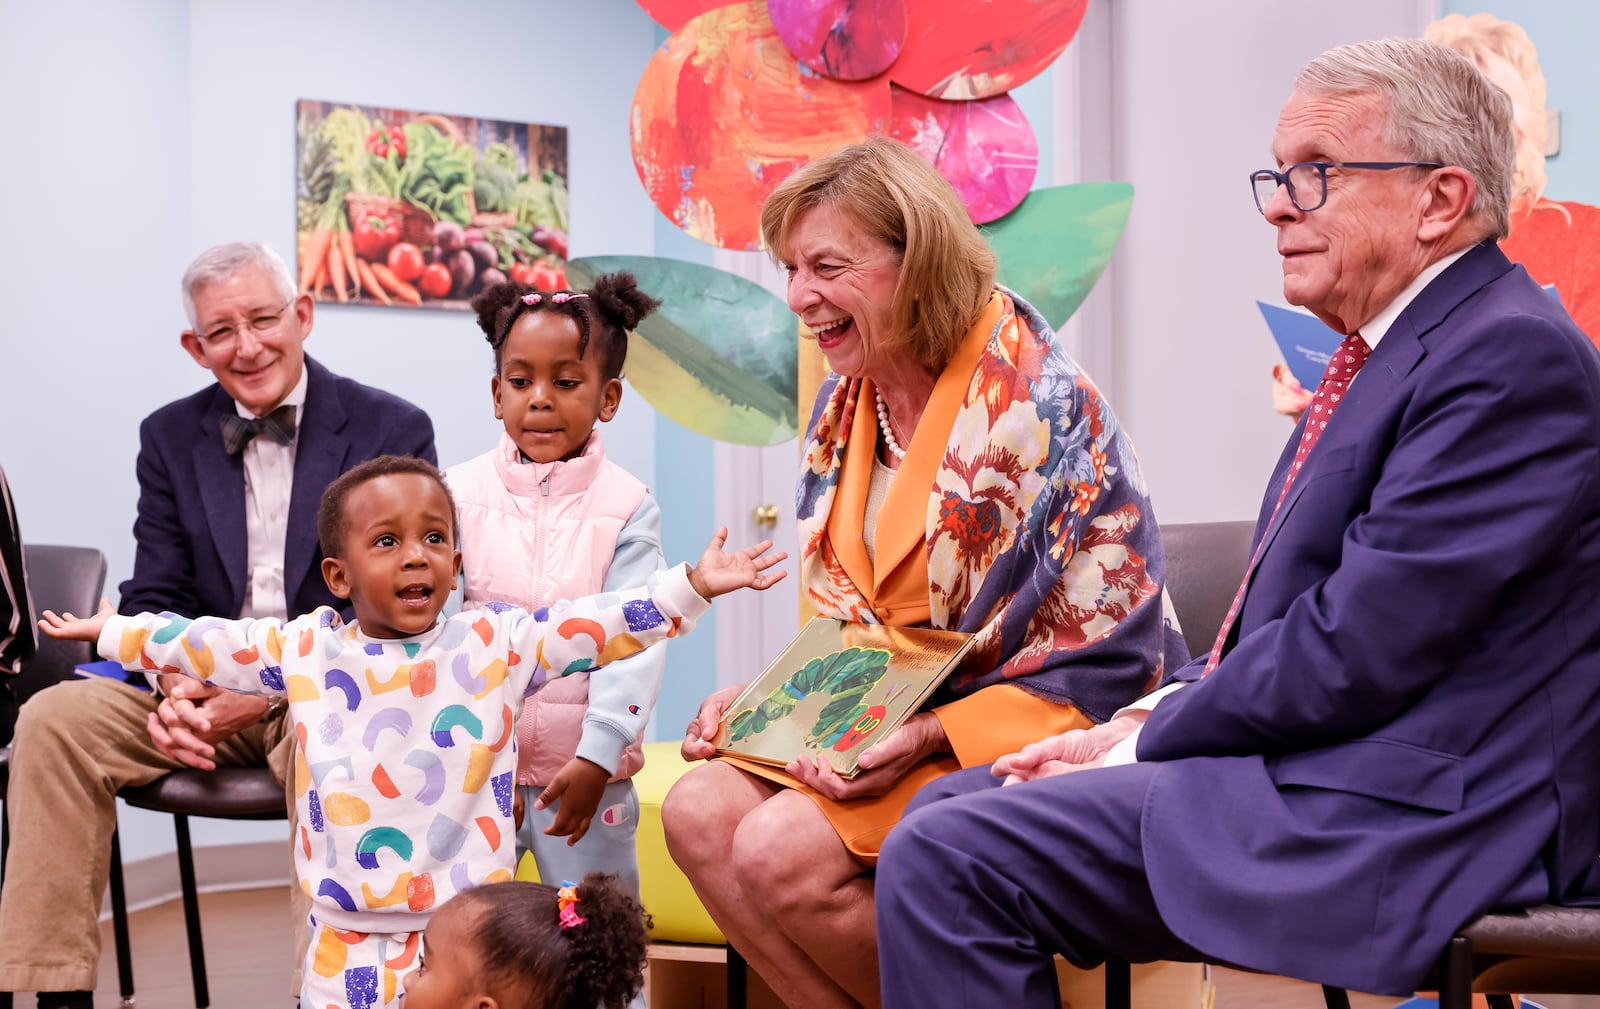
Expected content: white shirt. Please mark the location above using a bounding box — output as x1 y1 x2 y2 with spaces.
1103 247 1472 767
236 366 308 621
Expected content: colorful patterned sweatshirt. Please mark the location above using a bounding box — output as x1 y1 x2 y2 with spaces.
95 565 708 934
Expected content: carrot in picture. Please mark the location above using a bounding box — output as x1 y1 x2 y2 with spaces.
338 231 361 298
326 240 348 303
369 261 423 306
310 258 330 301
299 228 333 293
356 259 392 306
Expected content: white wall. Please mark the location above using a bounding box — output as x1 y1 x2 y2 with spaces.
1102 0 1435 523
1 0 661 860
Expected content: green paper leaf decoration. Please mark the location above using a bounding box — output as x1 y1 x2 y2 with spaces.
984 182 1135 329
568 255 800 446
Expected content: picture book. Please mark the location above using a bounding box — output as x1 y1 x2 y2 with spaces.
713 618 977 778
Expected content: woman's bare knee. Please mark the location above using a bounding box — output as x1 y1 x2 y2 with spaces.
663 761 771 867
732 793 860 908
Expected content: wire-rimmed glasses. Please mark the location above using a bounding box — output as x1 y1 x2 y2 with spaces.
196 297 297 348
1250 161 1445 213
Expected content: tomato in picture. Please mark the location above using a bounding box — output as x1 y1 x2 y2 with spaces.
387 242 425 283
530 262 563 291
418 263 453 300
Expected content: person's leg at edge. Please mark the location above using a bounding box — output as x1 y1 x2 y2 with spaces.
525 778 646 1009
877 763 1202 1009
0 677 273 997
663 761 858 1009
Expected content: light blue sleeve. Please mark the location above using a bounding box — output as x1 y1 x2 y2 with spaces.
575 493 669 775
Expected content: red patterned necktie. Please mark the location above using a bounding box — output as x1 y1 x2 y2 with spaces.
1203 333 1372 674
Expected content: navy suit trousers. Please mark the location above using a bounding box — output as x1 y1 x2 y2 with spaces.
877 763 1204 1008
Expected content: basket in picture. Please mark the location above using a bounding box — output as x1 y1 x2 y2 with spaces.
344 191 434 248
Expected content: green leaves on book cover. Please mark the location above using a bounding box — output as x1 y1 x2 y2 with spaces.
726 646 892 746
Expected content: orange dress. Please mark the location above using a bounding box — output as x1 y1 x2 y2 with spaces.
722 310 1093 861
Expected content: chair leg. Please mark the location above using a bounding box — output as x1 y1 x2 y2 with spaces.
1104 957 1131 1009
1484 996 1515 1009
108 827 135 1004
726 944 748 1009
1437 935 1474 1009
1320 985 1352 1009
0 793 10 1009
174 814 209 1008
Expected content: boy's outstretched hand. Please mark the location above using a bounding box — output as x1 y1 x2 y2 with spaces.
38 598 115 643
687 528 787 600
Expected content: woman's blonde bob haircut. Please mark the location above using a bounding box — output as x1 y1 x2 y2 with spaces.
760 137 997 371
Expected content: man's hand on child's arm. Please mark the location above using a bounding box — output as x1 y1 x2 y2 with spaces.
37 598 114 643
687 528 788 600
536 757 611 845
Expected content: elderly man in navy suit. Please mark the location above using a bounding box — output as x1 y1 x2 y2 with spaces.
0 242 435 1009
877 37 1600 1005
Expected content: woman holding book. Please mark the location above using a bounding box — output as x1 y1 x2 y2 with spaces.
664 137 1180 1009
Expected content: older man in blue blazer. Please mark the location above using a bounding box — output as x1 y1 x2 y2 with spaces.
876 37 1600 1005
0 242 435 1009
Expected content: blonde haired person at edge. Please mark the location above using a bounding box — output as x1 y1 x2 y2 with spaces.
662 137 1182 1009
1272 11 1600 418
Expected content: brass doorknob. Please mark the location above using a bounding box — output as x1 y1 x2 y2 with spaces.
752 503 780 529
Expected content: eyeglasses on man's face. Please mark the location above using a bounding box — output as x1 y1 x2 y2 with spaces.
197 297 297 348
1250 161 1444 214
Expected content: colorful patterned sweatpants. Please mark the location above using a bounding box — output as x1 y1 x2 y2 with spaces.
300 913 421 1009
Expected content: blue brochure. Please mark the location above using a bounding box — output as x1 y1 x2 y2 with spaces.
1258 301 1343 390
75 659 152 691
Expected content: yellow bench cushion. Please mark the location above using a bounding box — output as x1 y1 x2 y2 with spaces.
634 741 726 943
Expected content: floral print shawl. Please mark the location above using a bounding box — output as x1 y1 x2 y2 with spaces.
796 289 1174 721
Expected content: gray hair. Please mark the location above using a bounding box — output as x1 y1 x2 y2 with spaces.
180 242 297 326
1299 37 1515 241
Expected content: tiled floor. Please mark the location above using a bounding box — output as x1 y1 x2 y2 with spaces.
6 887 1574 1008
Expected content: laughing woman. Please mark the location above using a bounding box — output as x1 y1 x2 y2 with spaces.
662 137 1180 1009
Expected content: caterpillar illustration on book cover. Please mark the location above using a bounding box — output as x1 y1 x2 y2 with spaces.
715 619 976 777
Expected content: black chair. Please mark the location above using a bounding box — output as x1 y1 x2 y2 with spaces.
108 767 289 1008
0 544 107 1009
1158 519 1255 661
1337 905 1600 1009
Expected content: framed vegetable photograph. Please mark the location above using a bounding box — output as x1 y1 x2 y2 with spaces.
295 99 569 310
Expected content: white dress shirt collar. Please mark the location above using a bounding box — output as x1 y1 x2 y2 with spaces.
1356 246 1472 351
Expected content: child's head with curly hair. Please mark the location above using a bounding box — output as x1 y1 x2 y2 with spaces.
469 272 661 464
402 873 653 1009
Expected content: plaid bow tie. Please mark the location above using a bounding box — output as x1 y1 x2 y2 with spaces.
219 404 297 456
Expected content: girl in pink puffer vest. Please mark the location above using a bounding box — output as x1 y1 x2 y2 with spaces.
448 274 665 925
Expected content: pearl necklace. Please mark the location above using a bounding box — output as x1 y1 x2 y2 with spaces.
875 389 907 461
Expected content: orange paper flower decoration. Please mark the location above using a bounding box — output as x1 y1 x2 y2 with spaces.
630 1 891 250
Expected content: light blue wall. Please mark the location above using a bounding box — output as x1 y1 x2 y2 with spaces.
1440 1 1600 203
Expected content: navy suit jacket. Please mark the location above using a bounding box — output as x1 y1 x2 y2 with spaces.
1136 242 1600 994
119 355 437 620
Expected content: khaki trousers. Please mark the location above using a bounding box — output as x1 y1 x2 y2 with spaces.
0 677 302 994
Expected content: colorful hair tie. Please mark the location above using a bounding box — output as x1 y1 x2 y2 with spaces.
557 881 587 929
550 291 588 304
521 292 542 306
